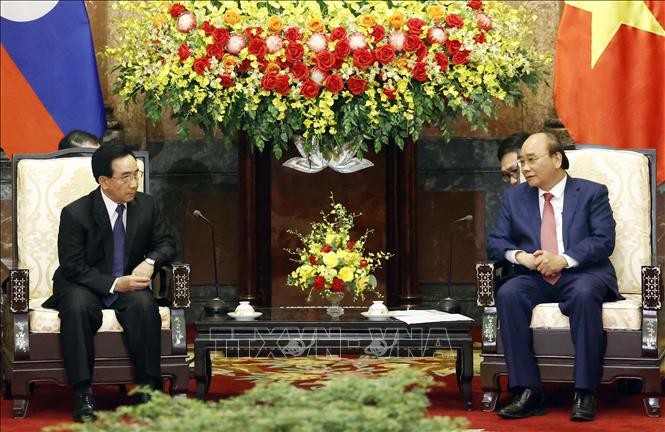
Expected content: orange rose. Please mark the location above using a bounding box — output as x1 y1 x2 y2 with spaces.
358 14 376 28
222 54 238 69
396 57 409 70
389 12 405 29
264 62 281 75
427 5 445 21
267 16 283 33
223 10 242 26
307 18 325 33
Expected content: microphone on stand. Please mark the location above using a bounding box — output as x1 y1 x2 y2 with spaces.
437 214 474 314
193 210 227 315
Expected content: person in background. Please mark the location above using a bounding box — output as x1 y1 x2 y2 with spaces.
497 132 529 186
58 130 102 150
487 132 618 422
43 143 176 422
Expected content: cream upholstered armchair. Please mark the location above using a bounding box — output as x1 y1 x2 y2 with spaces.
476 146 662 417
1 148 191 418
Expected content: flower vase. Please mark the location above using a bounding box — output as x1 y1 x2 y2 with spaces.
325 291 345 319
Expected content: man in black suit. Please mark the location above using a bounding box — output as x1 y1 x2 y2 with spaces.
43 143 176 422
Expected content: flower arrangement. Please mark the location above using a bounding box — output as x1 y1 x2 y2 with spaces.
106 1 548 158
286 196 392 302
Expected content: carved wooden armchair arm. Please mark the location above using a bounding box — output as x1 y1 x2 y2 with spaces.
3 269 30 362
158 263 191 355
641 266 662 357
475 262 498 354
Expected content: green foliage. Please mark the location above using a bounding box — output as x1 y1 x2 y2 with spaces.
46 370 468 432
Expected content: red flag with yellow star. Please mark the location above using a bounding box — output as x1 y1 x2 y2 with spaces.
554 1 665 184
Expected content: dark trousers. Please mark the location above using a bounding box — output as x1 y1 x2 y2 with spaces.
55 285 162 387
496 271 608 391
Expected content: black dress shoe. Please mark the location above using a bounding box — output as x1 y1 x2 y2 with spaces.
571 390 597 421
498 387 546 419
73 393 97 423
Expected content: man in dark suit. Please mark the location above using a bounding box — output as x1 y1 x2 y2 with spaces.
487 132 618 422
43 143 176 422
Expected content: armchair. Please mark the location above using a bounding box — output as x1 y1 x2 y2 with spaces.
476 146 662 417
1 148 191 418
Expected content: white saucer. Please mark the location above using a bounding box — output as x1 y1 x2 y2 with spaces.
361 312 391 321
228 311 262 320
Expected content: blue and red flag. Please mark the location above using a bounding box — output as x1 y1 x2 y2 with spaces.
1 0 106 157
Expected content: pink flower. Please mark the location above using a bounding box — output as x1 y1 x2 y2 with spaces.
265 35 284 53
388 31 406 52
476 13 493 31
307 33 327 53
310 67 327 85
348 32 367 50
176 12 197 33
427 27 448 45
226 34 246 54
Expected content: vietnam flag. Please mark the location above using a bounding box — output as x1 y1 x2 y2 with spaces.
554 1 665 184
1 1 106 157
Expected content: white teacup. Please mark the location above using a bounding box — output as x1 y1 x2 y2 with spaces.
234 301 255 316
367 301 389 316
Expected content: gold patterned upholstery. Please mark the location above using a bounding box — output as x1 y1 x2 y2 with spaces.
14 157 169 333
528 148 650 330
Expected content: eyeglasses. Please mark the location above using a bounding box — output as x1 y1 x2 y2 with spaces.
111 170 143 185
501 164 519 183
518 154 549 168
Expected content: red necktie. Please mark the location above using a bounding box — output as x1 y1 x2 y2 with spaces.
541 192 561 284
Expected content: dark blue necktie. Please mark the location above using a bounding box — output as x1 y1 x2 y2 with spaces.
103 204 125 307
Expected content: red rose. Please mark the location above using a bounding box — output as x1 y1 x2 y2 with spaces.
467 0 483 10
313 275 326 290
453 49 470 65
236 59 251 73
334 39 351 59
284 27 302 42
285 42 304 62
359 259 368 268
316 51 336 72
404 34 422 52
473 33 486 44
346 241 356 250
333 57 345 69
374 45 395 65
352 48 374 70
445 39 461 55
290 61 309 81
331 277 345 292
411 62 428 82
371 25 386 44
213 28 230 45
248 37 267 58
201 21 215 36
192 57 210 75
261 73 277 91
206 43 224 60
406 18 426 36
330 27 347 41
301 80 320 98
325 74 344 93
217 73 233 88
274 74 290 95
177 43 191 62
169 3 186 18
415 42 428 60
383 88 397 100
446 14 465 29
347 76 367 95
309 255 317 265
244 26 263 38
321 244 332 253
434 52 449 70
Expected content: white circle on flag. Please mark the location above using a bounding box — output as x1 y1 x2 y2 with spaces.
0 1 59 22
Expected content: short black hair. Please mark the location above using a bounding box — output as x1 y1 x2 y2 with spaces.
542 132 570 170
59 130 101 149
91 142 136 183
497 132 529 162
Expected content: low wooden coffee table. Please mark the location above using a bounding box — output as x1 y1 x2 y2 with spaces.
194 307 474 410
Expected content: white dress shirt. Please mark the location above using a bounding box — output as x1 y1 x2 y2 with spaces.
505 176 579 268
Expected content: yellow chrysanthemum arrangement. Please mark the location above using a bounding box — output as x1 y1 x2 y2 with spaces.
286 195 392 302
106 1 548 158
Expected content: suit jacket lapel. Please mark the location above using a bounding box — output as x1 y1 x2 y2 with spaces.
124 199 139 268
92 188 113 269
525 186 541 245
562 176 580 249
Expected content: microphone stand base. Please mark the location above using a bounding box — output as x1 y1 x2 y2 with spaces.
204 298 228 315
437 297 461 314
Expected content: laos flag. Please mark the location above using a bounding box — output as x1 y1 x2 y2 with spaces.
1 1 105 157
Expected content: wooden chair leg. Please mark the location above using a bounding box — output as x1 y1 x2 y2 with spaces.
12 398 29 419
118 384 128 395
643 396 661 417
481 390 499 412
